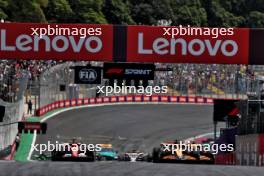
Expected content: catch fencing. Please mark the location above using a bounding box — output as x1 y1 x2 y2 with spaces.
31 63 259 111
0 71 29 154
28 62 99 111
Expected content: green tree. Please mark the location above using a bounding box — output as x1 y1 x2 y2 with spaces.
245 0 264 14
212 1 244 27
170 0 207 26
130 0 174 25
130 2 155 25
8 0 46 22
202 0 244 27
246 11 264 28
0 0 8 19
219 0 264 27
37 0 49 7
103 0 134 24
68 0 107 23
45 0 74 22
219 0 247 15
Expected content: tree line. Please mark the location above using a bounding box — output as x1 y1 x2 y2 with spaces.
0 0 263 27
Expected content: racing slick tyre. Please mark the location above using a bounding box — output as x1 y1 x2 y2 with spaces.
117 156 125 161
152 147 161 163
85 150 95 162
51 150 64 161
199 152 215 164
143 153 153 162
117 155 130 161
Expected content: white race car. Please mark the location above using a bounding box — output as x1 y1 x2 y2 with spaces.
118 150 151 162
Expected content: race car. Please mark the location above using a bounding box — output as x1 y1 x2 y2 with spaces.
118 150 152 162
152 140 214 164
51 139 95 162
96 144 118 161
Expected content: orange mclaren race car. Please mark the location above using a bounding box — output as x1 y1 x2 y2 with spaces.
152 140 214 164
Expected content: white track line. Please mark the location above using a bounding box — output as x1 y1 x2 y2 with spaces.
27 130 37 161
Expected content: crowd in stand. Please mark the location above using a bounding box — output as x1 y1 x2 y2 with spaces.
0 60 58 102
0 60 259 102
15 60 58 81
159 64 255 95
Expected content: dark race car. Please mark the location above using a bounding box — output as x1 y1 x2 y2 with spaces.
51 139 95 162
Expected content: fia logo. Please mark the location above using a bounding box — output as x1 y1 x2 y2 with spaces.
79 68 97 82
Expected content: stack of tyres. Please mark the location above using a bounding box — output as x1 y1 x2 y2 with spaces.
236 134 258 166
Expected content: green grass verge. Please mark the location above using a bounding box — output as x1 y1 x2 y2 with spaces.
13 108 63 161
14 117 40 161
13 132 34 161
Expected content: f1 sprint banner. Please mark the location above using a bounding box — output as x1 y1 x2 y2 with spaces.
103 62 155 80
0 23 263 65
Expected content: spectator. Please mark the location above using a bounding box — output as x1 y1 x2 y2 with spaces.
157 64 252 96
15 134 20 151
27 99 33 114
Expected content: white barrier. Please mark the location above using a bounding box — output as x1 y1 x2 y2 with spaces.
0 98 24 150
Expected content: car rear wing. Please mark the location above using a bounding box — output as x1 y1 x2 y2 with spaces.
18 121 47 134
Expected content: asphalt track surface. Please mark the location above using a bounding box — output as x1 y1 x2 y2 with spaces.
2 104 264 175
1 161 264 176
36 104 215 153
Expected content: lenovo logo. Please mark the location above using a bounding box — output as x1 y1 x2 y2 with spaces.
0 29 102 53
138 33 238 57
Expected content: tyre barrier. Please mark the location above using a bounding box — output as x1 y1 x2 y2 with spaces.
215 152 236 165
236 134 264 166
36 95 214 117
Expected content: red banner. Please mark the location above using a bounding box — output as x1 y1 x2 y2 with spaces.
127 26 249 64
0 23 113 60
0 23 261 65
